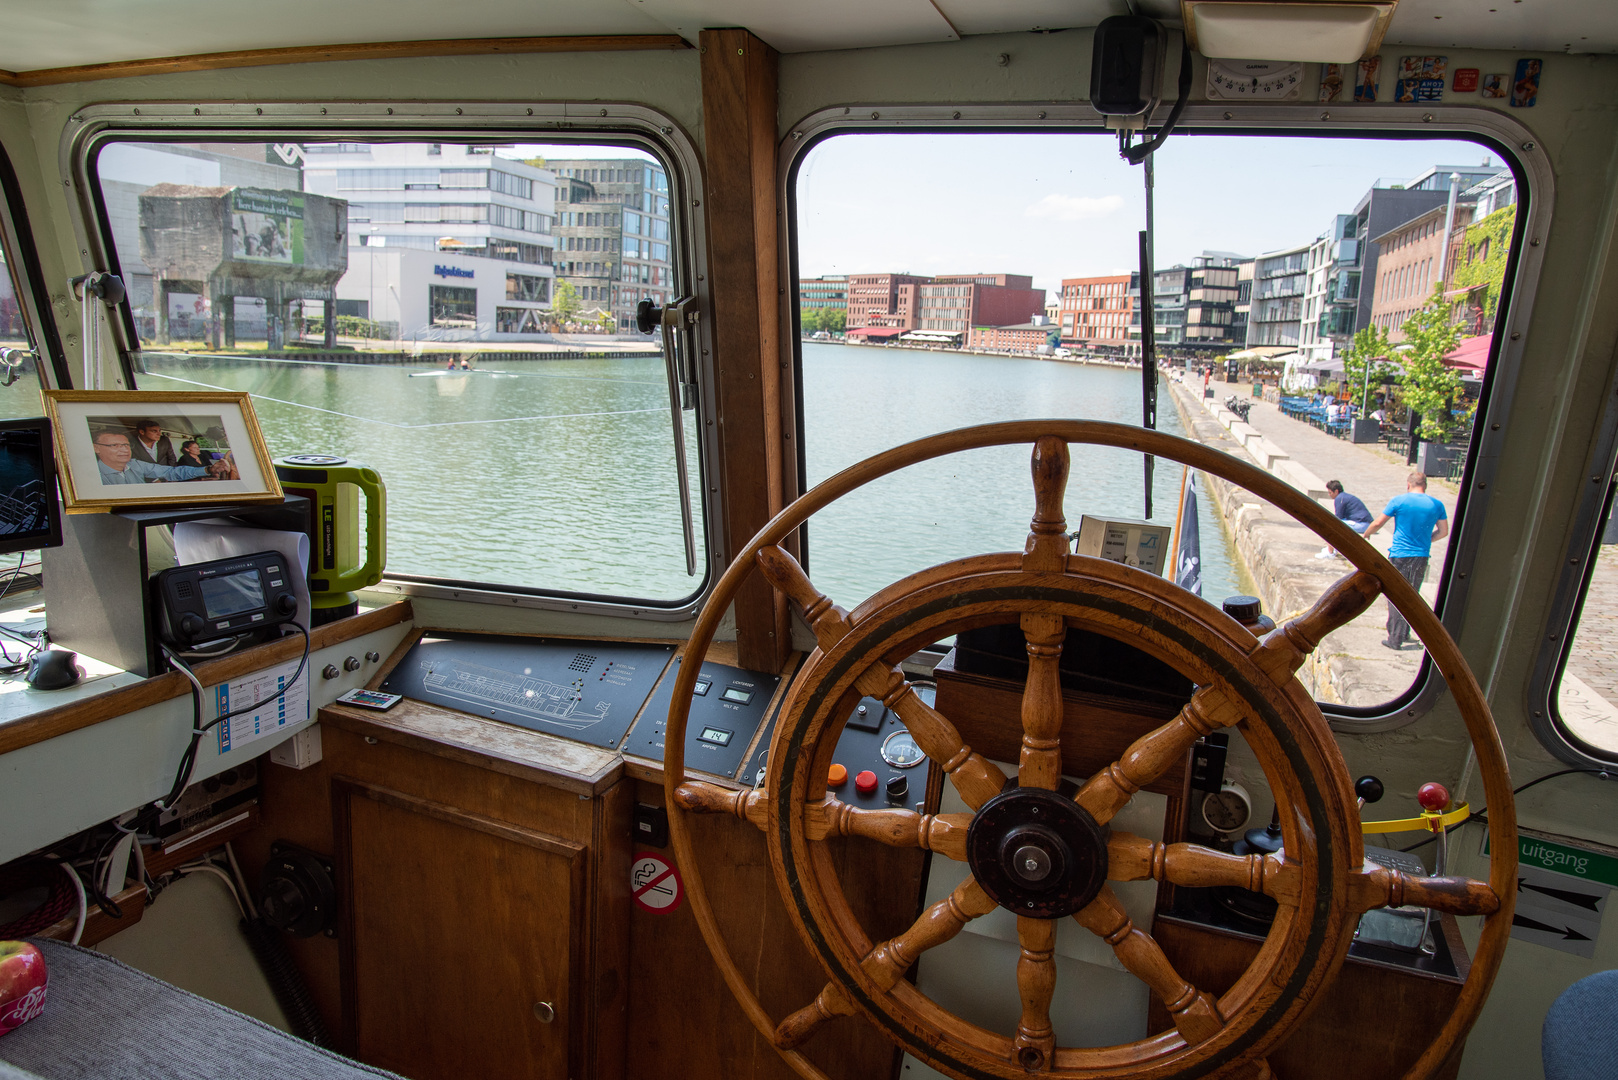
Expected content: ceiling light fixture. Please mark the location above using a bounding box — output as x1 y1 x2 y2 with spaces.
1181 1 1397 63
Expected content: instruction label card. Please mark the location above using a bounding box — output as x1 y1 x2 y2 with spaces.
214 656 310 754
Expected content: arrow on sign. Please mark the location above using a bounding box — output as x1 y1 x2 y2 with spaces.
1518 878 1604 911
1512 913 1593 941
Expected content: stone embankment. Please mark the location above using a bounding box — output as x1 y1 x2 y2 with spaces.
1165 379 1456 707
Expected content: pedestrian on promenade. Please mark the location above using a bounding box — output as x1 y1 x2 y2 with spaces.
1362 470 1449 650
1316 479 1373 559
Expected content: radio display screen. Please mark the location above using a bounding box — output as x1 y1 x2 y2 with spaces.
200 571 264 619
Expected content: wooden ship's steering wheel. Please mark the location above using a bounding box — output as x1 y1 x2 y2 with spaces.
664 421 1515 1080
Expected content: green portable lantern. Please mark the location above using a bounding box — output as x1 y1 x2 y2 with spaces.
274 454 387 625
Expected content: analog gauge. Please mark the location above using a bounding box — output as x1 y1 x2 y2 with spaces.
881 730 926 769
1201 782 1253 833
1204 59 1304 101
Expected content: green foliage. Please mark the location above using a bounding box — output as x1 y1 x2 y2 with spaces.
552 279 582 325
799 306 847 335
304 315 390 340
595 310 616 333
1448 204 1516 330
1342 324 1395 409
1398 288 1465 442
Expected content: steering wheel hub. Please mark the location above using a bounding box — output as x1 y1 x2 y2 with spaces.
967 785 1109 917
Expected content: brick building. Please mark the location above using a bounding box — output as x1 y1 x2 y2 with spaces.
967 320 1056 354
916 273 1044 338
846 272 928 330
1370 202 1475 340
1058 274 1132 352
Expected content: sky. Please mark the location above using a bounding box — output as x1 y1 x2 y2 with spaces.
794 133 1498 302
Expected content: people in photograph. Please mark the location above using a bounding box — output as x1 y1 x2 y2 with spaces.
176 439 209 469
92 431 222 485
130 419 177 466
1363 470 1450 650
1316 479 1374 559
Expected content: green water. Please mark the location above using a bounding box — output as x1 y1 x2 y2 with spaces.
134 345 1245 608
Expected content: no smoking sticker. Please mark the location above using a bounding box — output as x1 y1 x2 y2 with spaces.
631 852 684 913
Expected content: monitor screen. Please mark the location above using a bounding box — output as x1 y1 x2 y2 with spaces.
0 418 64 556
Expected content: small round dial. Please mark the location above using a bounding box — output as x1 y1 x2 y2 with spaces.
880 730 926 769
1201 783 1253 833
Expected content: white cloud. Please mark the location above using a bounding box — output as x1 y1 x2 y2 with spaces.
1025 193 1126 221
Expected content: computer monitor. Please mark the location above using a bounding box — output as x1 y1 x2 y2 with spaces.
0 417 63 555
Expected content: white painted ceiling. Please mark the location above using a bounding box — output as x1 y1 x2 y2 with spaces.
0 0 1610 73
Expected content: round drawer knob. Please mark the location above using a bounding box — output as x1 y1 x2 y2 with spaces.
344 655 362 671
532 1001 555 1023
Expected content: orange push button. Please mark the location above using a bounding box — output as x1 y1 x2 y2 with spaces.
855 770 879 794
828 763 848 786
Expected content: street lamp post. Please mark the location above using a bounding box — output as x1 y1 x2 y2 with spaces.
368 227 380 346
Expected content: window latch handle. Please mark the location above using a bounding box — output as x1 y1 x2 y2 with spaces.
641 295 700 576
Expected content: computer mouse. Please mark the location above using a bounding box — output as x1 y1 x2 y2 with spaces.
26 649 81 691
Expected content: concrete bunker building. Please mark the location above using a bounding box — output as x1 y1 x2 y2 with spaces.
138 184 349 349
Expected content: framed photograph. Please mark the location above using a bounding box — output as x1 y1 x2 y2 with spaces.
43 390 283 514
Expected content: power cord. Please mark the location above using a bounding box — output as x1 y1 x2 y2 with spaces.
150 622 310 821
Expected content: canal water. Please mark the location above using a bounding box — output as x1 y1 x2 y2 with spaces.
136 343 1246 608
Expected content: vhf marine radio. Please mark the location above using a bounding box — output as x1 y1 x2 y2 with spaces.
153 551 299 650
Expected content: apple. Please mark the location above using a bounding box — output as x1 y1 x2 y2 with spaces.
0 940 47 1036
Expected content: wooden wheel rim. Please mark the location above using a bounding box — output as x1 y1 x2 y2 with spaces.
767 558 1359 1078
662 419 1516 1080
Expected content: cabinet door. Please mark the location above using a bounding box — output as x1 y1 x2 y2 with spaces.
335 780 584 1080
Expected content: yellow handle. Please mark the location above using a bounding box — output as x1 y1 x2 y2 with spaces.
1361 802 1471 835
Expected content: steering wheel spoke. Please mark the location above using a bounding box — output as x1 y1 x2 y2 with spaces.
1346 862 1501 917
814 801 972 859
1249 570 1382 685
773 876 997 1050
1074 885 1226 1047
1107 832 1300 905
1014 915 1059 1071
1074 685 1247 825
1018 612 1067 792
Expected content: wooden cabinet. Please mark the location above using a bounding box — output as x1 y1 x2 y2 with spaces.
335 780 583 1080
315 704 631 1080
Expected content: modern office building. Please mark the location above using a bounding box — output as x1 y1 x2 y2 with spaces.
1298 214 1360 366
799 276 848 310
846 273 930 331
1058 274 1132 353
1344 178 1459 337
1232 259 1255 345
337 247 559 341
916 274 1044 339
548 158 673 331
1147 253 1242 355
1246 243 1310 349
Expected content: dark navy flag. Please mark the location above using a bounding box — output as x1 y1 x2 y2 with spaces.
1176 473 1202 596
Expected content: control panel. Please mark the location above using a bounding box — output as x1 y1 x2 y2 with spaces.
743 684 936 812
626 657 784 779
380 633 675 749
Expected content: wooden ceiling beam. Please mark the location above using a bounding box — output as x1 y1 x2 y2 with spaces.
0 35 692 88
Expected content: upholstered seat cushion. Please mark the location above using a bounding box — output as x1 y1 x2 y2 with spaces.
0 939 402 1080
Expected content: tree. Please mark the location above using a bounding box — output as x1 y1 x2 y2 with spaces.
822 307 846 334
799 306 822 334
1342 324 1395 412
1398 287 1464 442
552 279 581 327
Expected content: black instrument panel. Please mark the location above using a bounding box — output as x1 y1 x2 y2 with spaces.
380 633 675 750
626 656 785 779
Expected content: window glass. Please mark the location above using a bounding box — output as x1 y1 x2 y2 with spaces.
93 139 699 602
0 182 44 420
797 132 1518 711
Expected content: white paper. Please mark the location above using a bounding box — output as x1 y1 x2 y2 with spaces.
213 655 311 754
172 521 312 629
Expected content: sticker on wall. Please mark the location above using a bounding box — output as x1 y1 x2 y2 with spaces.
1354 56 1381 102
631 851 684 913
1511 58 1542 107
1481 73 1508 99
1452 68 1480 92
1318 62 1345 103
1396 55 1447 102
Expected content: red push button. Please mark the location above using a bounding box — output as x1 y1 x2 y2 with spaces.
855 770 878 794
828 763 848 786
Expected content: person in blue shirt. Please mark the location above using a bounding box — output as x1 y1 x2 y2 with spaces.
1363 470 1450 650
1316 479 1374 559
93 430 216 486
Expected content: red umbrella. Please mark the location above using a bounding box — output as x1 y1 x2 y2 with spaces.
1444 334 1492 373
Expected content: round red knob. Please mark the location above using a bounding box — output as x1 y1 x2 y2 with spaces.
855 770 878 794
1417 782 1451 812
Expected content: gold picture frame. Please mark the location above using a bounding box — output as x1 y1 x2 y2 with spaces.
43 390 283 514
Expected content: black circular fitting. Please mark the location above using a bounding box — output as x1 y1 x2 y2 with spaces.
966 784 1109 918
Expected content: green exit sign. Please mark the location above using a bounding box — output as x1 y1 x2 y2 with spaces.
1485 832 1618 889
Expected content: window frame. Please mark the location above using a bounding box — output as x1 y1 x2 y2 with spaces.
0 142 71 390
62 102 722 622
777 101 1554 731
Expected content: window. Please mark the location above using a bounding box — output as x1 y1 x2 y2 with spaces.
91 135 701 607
794 129 1524 720
0 149 49 421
